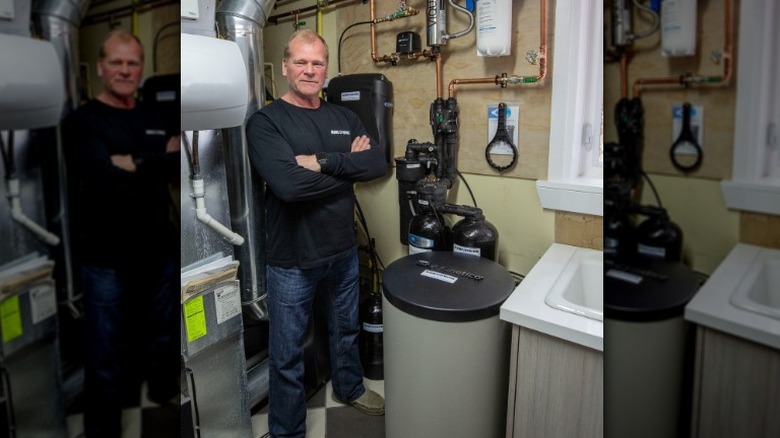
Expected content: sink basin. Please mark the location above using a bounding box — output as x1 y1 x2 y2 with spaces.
684 243 780 350
544 252 604 321
729 251 780 320
500 243 603 351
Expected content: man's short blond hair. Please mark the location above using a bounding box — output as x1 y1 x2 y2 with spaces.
283 29 329 62
98 28 144 61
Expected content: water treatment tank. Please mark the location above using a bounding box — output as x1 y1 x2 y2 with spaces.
382 252 515 438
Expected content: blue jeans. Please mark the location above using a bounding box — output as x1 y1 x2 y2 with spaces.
81 257 177 438
267 249 366 438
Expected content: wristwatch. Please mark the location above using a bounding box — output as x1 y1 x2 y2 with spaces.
316 152 328 168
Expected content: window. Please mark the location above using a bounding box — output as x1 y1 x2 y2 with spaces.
536 0 603 217
721 0 780 215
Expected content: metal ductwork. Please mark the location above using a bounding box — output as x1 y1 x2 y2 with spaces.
31 0 91 319
215 0 276 321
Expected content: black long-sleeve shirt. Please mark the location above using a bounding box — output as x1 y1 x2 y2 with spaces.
246 98 387 269
61 99 178 268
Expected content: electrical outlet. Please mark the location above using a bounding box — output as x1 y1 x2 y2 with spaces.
671 103 704 155
487 104 519 153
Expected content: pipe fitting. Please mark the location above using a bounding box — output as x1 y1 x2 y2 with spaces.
7 178 60 246
191 178 245 246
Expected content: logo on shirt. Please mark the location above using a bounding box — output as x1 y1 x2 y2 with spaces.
331 130 350 135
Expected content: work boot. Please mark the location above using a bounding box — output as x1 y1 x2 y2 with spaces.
332 388 385 416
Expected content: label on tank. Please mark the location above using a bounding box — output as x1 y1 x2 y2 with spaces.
606 269 643 285
363 322 383 333
453 244 481 257
408 233 434 251
637 244 666 258
214 283 241 324
340 91 360 101
420 269 458 284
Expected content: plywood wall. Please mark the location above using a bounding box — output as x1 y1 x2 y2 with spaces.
555 212 603 250
335 0 554 180
604 0 738 180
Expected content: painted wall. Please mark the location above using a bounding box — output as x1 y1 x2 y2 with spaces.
262 0 601 277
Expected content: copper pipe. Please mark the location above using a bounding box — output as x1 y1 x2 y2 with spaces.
369 0 419 63
447 0 548 98
537 0 548 82
620 51 630 99
435 52 443 99
369 0 377 61
267 0 355 24
632 0 733 97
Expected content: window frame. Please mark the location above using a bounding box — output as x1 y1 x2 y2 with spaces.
720 0 780 215
536 0 603 217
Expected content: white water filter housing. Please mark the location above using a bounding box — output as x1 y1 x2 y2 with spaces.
477 0 512 57
661 0 697 57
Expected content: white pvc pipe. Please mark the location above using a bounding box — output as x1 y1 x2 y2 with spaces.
191 178 245 246
7 178 61 246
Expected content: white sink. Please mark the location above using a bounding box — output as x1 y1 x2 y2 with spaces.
685 243 780 350
500 243 604 351
544 252 604 321
729 252 780 320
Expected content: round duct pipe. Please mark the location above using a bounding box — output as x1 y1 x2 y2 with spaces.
215 0 276 321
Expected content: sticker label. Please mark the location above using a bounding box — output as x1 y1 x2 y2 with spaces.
606 269 643 285
453 244 481 257
184 295 207 343
214 284 241 324
408 234 435 250
340 91 360 101
637 244 667 259
30 284 56 324
1 295 23 343
363 322 383 333
421 269 458 284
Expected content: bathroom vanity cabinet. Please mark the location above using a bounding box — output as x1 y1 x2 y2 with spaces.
690 326 780 437
505 324 603 438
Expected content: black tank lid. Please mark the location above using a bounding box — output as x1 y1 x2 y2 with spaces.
605 259 701 321
382 252 515 322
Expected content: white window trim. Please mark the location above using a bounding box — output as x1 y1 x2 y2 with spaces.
721 0 780 215
536 0 603 217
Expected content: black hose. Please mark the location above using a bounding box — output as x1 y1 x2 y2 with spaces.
338 21 372 74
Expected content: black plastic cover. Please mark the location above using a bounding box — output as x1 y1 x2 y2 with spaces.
326 73 393 164
605 259 700 321
382 252 515 322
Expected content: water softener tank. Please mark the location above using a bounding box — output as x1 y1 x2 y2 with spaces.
326 73 393 164
636 214 683 262
383 252 515 438
452 214 499 261
408 209 452 254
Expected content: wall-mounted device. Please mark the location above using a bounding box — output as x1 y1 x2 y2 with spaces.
396 31 421 54
326 73 394 164
0 34 64 130
181 33 248 131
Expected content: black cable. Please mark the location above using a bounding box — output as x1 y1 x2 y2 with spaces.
338 21 372 74
181 131 193 176
0 130 15 177
355 197 385 272
152 21 180 74
456 170 478 208
640 169 663 208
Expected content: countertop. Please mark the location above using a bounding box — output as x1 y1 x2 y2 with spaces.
500 243 603 351
684 243 780 350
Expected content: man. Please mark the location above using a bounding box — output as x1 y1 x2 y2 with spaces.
245 29 387 437
61 29 179 437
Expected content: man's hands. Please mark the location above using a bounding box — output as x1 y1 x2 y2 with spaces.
295 135 371 172
111 135 180 172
